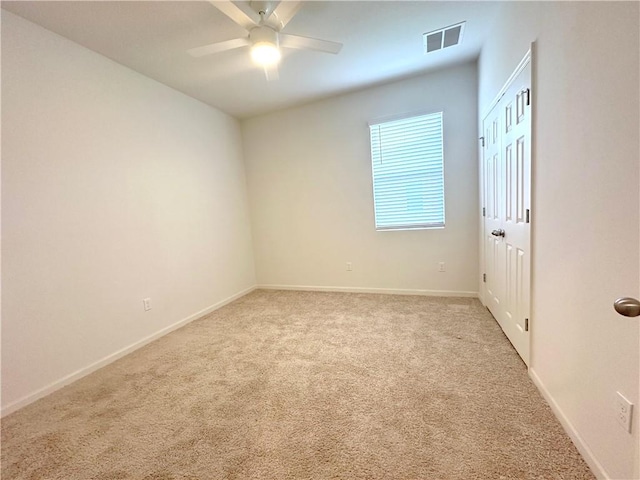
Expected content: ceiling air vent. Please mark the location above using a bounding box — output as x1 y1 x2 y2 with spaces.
423 21 466 54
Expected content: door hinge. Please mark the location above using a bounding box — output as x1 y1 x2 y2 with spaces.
479 136 485 147
525 318 529 331
526 209 530 223
483 273 486 283
482 207 486 217
524 88 531 106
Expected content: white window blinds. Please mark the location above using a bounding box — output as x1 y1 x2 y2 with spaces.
369 112 445 230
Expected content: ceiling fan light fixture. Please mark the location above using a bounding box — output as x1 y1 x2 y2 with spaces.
251 42 281 66
249 25 281 66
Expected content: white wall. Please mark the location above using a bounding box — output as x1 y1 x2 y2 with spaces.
242 63 478 295
1 11 256 413
478 3 639 479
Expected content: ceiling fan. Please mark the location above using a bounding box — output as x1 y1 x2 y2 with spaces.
188 1 343 80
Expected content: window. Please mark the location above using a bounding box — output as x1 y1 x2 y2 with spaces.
369 112 445 230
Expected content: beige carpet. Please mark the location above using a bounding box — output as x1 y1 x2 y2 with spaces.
2 290 594 479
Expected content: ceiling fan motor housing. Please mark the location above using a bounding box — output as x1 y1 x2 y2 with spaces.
250 25 279 47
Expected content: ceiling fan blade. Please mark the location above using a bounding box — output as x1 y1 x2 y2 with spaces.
187 37 250 57
279 33 343 54
263 64 279 82
270 1 302 30
208 1 259 30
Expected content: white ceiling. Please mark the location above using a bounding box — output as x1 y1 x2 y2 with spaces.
2 1 500 119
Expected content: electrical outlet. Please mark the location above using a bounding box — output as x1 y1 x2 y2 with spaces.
615 391 633 433
346 262 353 271
143 298 152 311
438 262 445 272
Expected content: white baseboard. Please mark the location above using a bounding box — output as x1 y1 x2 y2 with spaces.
257 284 479 298
529 368 608 480
1 286 256 417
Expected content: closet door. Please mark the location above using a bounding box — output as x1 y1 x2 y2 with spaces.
482 58 531 365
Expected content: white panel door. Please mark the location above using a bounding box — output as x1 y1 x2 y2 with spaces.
482 59 531 365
